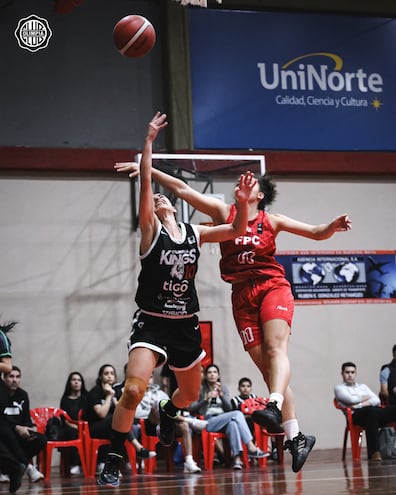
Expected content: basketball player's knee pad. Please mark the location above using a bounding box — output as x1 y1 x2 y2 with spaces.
117 377 146 410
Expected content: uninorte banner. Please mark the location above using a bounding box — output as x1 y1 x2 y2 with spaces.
188 10 396 151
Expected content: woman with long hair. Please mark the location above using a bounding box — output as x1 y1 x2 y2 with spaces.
60 371 88 474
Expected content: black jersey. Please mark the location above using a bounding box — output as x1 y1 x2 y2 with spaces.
135 222 200 317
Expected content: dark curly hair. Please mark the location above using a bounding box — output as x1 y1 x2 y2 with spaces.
257 175 277 210
0 320 18 333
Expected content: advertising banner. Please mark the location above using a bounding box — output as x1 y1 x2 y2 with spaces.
188 10 396 151
275 250 396 305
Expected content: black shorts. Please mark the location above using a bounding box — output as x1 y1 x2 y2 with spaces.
127 310 205 370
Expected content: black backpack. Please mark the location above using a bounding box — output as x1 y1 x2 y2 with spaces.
45 416 65 441
387 362 396 406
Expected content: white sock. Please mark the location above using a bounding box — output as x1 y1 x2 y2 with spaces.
185 455 193 462
269 393 284 410
283 419 299 441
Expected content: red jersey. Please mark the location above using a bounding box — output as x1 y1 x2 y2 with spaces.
220 205 286 284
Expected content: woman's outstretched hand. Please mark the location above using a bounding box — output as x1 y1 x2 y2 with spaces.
114 161 140 178
234 171 257 204
332 214 352 232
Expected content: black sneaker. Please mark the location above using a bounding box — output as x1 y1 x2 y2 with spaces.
252 401 283 433
9 463 26 493
97 453 123 487
283 432 316 473
156 399 177 447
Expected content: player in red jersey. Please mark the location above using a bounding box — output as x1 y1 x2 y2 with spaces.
115 164 351 472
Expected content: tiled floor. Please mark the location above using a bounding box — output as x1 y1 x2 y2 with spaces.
1 449 396 495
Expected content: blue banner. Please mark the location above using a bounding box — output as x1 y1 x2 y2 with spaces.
188 10 396 151
275 251 396 305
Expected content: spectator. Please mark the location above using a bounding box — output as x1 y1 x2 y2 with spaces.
334 361 396 461
231 377 257 434
59 371 88 475
379 344 396 405
231 377 280 462
0 366 46 483
0 320 26 493
86 364 117 471
190 364 268 469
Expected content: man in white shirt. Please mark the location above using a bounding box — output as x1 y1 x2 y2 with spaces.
334 361 396 461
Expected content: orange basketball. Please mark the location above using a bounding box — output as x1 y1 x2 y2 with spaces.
113 15 156 58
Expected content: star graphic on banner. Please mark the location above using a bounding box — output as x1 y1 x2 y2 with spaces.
371 97 383 110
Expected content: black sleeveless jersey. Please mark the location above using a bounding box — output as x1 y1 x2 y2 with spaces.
135 222 200 317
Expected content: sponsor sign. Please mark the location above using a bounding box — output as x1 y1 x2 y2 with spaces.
188 10 396 151
276 250 396 305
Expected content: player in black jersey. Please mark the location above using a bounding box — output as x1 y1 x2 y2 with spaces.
98 112 256 486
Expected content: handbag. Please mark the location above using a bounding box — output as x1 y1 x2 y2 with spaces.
45 416 66 441
378 426 396 459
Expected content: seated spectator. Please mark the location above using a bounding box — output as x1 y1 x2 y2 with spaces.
86 364 117 470
231 377 257 435
131 371 202 473
379 344 396 405
230 376 280 462
0 320 26 493
159 364 203 472
334 361 396 461
190 364 267 469
59 371 88 475
0 366 46 482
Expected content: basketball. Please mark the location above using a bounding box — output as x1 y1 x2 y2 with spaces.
113 15 156 58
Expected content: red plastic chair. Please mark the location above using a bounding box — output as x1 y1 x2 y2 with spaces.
138 419 158 474
139 418 191 473
200 427 249 470
30 407 88 480
240 397 285 466
82 421 137 477
253 423 285 466
333 398 365 461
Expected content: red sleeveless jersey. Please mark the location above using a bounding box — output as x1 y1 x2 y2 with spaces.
219 205 285 284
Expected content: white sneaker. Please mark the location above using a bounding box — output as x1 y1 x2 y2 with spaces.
0 473 10 482
70 465 81 475
27 464 44 482
183 417 208 431
184 458 201 473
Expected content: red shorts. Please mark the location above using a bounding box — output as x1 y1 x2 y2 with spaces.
231 277 294 350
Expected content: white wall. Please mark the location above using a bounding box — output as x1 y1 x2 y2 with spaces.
0 175 395 450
